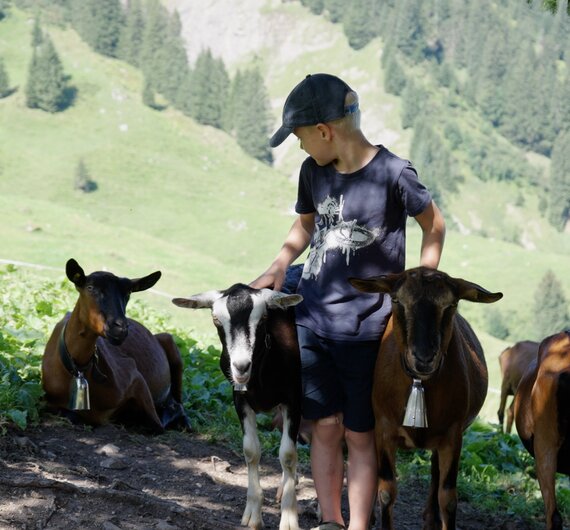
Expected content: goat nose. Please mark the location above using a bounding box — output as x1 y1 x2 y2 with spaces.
414 347 435 363
109 318 128 332
233 360 251 375
106 319 128 344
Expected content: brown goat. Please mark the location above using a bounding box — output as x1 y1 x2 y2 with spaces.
42 259 190 432
497 340 539 433
514 330 570 530
350 267 502 530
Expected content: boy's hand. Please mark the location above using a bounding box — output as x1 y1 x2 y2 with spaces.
250 265 286 291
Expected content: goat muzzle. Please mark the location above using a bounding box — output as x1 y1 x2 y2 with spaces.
403 349 442 381
105 322 129 345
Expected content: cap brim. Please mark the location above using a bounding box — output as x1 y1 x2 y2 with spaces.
269 125 293 148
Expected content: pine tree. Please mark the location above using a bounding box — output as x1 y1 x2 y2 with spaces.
0 0 9 20
89 0 124 57
74 159 97 193
117 0 145 66
409 118 445 206
500 44 537 147
0 57 10 98
401 81 425 129
393 0 425 60
190 49 229 129
232 68 273 164
476 30 510 127
547 130 570 230
527 0 570 15
175 70 193 116
32 15 43 47
25 34 67 113
343 0 381 50
383 54 406 96
462 0 493 83
70 0 97 50
533 270 570 339
324 0 345 23
142 77 156 109
224 69 244 133
140 0 169 94
553 73 570 135
25 50 40 108
154 10 190 105
300 0 324 15
485 308 510 340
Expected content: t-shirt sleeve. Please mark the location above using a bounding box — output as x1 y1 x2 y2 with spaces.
295 159 317 214
396 162 432 217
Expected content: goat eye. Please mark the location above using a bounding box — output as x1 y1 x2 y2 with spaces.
391 297 399 304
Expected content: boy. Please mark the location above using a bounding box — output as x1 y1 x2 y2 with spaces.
251 73 445 530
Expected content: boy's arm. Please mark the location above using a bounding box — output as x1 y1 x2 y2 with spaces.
414 200 446 269
250 212 315 290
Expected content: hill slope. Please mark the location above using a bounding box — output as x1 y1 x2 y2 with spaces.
1 4 570 421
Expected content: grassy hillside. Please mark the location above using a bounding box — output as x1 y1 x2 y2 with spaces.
0 8 299 332
1 5 570 422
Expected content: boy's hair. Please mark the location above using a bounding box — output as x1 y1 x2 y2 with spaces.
331 90 361 133
270 73 359 147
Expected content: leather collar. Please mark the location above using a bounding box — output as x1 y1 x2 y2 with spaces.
58 322 107 383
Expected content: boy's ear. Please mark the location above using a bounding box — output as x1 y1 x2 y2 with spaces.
316 122 332 140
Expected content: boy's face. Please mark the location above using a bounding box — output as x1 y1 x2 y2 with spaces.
294 125 336 167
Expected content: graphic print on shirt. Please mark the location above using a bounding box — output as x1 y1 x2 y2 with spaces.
302 194 383 280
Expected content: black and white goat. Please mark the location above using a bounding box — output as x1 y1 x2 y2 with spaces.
173 284 302 530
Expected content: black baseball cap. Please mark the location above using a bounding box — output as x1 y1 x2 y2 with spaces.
269 73 356 147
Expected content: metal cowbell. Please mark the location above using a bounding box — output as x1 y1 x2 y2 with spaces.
402 378 428 428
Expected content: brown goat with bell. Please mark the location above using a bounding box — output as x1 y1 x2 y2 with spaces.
350 267 502 530
42 259 190 432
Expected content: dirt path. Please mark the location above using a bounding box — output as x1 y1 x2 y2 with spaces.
0 418 539 530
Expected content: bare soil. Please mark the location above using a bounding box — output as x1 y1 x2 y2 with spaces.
0 416 541 530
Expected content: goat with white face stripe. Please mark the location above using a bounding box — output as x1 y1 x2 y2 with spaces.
173 284 303 530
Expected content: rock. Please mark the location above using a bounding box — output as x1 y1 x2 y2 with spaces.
98 443 121 456
102 522 122 530
100 457 130 470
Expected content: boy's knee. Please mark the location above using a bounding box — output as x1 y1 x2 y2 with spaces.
312 413 345 444
315 413 343 426
344 427 375 450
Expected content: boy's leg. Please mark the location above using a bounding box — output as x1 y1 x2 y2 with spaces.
310 415 345 526
332 338 379 530
297 326 346 525
345 428 377 530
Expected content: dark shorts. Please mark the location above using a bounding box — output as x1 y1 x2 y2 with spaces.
297 325 379 432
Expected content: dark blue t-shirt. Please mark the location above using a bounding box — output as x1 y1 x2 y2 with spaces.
294 146 432 341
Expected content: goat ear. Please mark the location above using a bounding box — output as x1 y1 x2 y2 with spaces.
264 290 303 309
66 258 86 287
348 275 396 294
452 277 503 304
131 271 161 292
172 290 222 309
